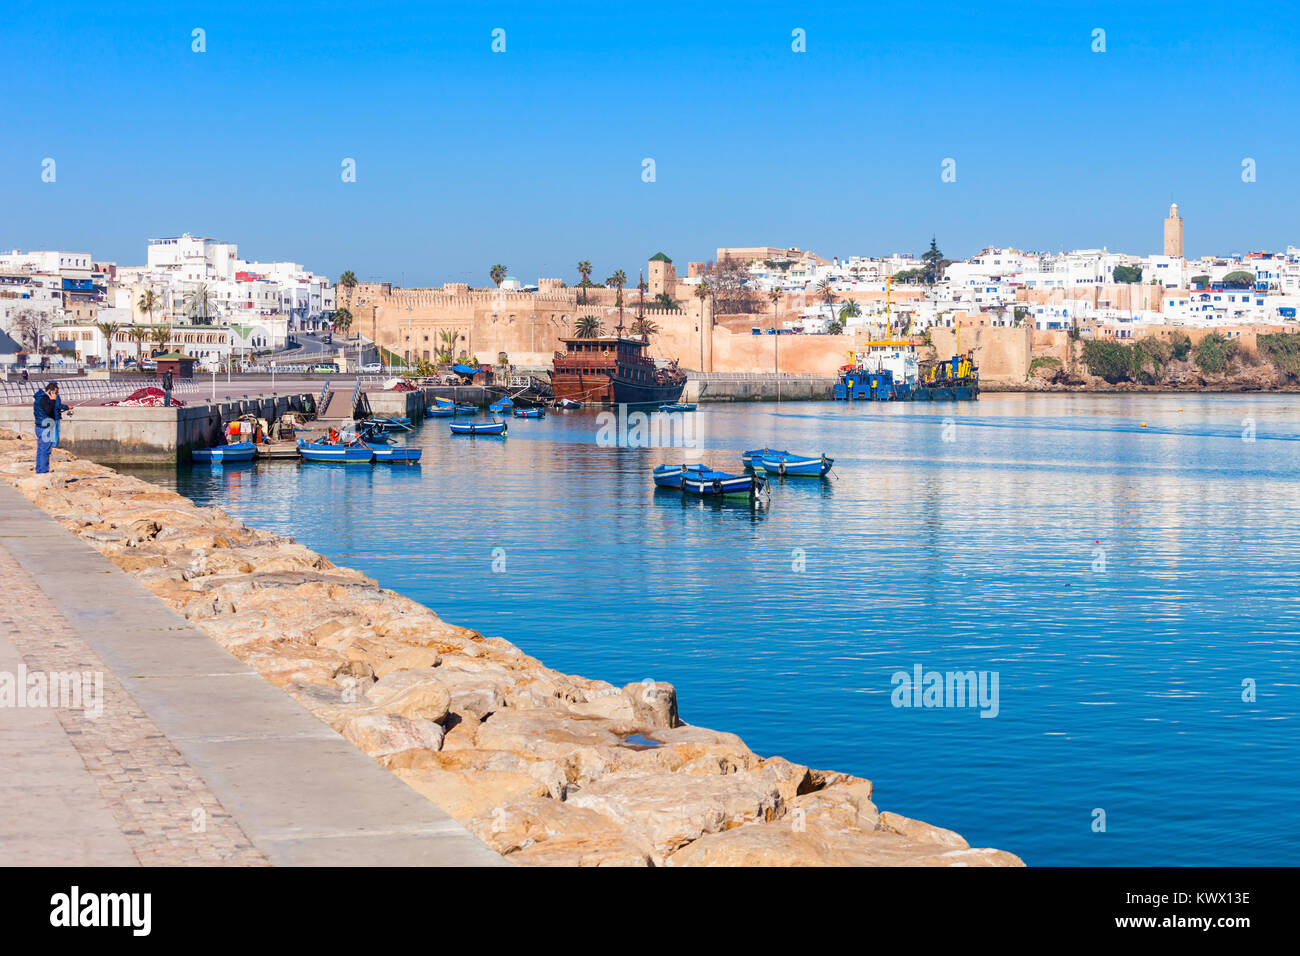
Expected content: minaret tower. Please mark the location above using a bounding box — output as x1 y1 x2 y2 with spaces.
1163 203 1184 257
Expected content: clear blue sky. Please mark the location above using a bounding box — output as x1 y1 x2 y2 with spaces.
3 1 1297 286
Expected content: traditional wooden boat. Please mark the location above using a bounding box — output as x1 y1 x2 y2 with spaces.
652 463 708 489
681 468 766 499
742 447 788 468
297 439 373 463
556 398 581 409
513 407 545 419
370 445 422 463
449 420 507 436
489 398 514 413
549 335 686 406
426 406 454 417
658 402 696 412
757 452 834 478
192 441 257 463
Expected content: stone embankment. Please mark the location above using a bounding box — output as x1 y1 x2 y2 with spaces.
0 426 1022 867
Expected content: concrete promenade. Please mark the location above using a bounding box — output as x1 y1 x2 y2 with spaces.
0 482 504 866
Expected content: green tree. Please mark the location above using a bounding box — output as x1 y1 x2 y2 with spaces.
575 315 604 338
127 325 149 365
149 325 172 355
577 260 593 303
1112 264 1142 284
629 317 660 341
489 264 507 288
817 278 836 326
184 283 217 324
1222 270 1255 289
333 307 353 333
610 269 627 327
893 269 925 284
338 270 358 311
437 328 459 363
94 320 121 364
921 238 946 284
1190 274 1210 288
137 288 161 324
838 300 861 322
1194 333 1238 374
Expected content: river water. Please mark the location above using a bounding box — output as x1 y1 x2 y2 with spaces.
124 392 1300 865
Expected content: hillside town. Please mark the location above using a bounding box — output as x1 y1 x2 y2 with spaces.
3 206 1298 378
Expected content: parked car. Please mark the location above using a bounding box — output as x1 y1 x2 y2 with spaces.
360 362 383 373
312 363 338 373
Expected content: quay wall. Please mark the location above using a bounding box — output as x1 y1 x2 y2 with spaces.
0 393 315 464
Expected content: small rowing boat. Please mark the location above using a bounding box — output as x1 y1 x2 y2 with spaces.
449 420 507 436
681 468 766 499
741 447 788 469
426 406 454 417
192 442 257 463
297 439 373 463
757 452 834 478
370 445 422 463
489 397 514 413
556 398 581 409
513 407 545 419
652 463 708 489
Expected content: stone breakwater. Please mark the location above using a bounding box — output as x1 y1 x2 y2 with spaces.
0 428 1022 867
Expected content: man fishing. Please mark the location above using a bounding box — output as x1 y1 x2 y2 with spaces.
32 381 71 475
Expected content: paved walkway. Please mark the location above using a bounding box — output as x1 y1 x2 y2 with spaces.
0 482 504 866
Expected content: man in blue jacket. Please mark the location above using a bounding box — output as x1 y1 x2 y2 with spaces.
32 382 71 474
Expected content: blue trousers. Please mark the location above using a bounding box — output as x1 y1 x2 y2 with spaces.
36 439 53 473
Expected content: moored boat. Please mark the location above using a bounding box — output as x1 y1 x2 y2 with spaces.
652 463 708 489
449 420 507 436
549 335 686 406
757 452 833 478
556 398 581 409
489 397 514 413
370 445 422 463
681 468 766 499
192 441 257 463
426 406 454 417
297 439 374 463
741 447 788 469
513 407 545 419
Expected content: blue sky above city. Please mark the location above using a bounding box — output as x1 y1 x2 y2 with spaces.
3 0 1298 285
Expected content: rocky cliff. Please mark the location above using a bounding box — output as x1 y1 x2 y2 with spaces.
0 427 1022 867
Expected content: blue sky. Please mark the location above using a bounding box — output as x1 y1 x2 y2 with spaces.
3 1 1298 286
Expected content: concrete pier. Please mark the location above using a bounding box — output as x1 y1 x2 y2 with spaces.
0 482 505 866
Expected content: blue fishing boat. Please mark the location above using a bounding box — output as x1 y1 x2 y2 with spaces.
513 407 545 419
192 441 257 463
449 420 507 436
426 406 454 417
741 447 788 469
489 397 515 413
297 439 373 463
455 403 478 414
658 402 697 412
681 468 766 499
757 452 834 478
556 398 581 410
370 445 422 463
652 463 708 489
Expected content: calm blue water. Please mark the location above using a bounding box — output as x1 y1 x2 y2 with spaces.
125 393 1300 866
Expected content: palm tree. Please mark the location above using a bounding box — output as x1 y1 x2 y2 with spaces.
137 288 160 325
838 300 862 322
575 315 604 339
127 326 149 366
94 320 121 366
694 280 712 371
817 278 836 326
611 269 627 329
437 328 458 364
333 308 353 334
338 270 357 311
577 260 593 304
489 264 507 288
150 325 172 356
184 284 217 324
629 317 660 342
